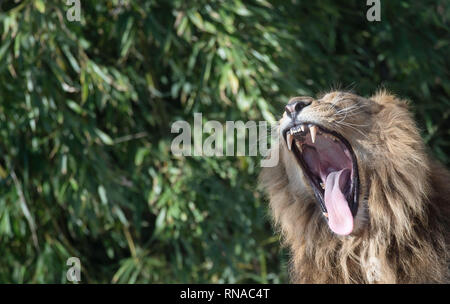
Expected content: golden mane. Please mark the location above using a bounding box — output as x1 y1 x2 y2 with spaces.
259 91 450 283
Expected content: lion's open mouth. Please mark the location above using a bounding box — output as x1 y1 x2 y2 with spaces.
283 123 359 235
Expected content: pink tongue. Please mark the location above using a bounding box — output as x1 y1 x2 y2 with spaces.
324 169 353 235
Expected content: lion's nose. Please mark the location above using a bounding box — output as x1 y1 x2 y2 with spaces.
285 98 312 117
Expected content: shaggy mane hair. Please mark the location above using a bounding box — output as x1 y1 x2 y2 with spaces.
259 91 450 283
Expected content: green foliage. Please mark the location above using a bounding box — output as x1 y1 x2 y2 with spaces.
0 0 448 283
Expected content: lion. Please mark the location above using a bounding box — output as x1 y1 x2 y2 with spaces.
259 91 450 283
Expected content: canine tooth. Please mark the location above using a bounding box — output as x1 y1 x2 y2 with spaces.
295 141 303 153
300 125 305 132
323 212 328 218
286 132 293 151
310 125 318 143
320 182 325 189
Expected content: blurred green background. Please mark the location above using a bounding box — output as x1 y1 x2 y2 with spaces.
0 0 448 283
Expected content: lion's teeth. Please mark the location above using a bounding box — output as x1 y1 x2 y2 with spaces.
300 124 305 132
290 126 301 134
286 132 293 151
320 182 325 189
326 134 336 141
296 141 303 153
310 125 318 143
323 212 328 218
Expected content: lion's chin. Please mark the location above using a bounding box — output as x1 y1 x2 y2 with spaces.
283 123 360 236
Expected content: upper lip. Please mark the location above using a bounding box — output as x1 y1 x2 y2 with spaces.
282 122 360 217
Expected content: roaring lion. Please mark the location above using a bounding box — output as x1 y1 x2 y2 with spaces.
259 91 450 283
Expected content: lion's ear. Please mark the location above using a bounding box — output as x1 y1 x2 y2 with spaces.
371 90 409 108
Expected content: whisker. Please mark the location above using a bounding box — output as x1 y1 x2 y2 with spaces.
335 121 369 139
335 102 364 115
335 120 370 127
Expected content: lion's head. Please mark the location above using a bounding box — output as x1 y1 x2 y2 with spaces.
260 91 449 283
